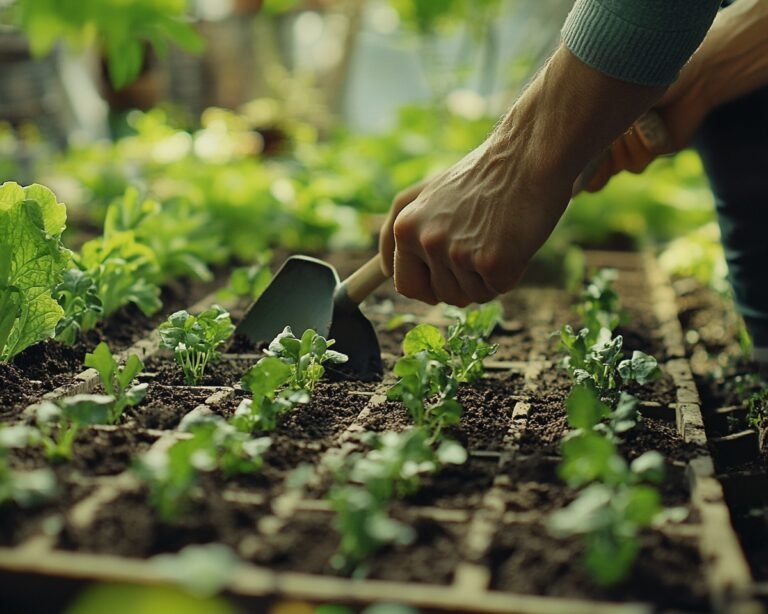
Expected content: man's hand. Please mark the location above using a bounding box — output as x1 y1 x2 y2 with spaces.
586 0 768 192
380 44 665 306
385 142 573 306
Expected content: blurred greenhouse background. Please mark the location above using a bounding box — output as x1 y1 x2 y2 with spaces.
0 0 722 289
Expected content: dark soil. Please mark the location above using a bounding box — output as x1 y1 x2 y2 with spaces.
254 510 465 585
519 391 704 463
489 521 707 611
59 482 269 558
451 375 524 451
11 428 157 476
125 386 215 430
500 453 576 512
403 456 498 510
0 276 223 421
143 356 255 387
0 255 726 609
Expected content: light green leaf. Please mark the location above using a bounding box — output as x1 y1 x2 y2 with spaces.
403 324 445 356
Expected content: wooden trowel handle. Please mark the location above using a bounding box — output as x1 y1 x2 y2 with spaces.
341 254 390 305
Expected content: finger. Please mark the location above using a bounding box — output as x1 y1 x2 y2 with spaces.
622 128 654 173
394 247 437 304
379 181 428 277
584 158 615 192
609 137 633 176
452 267 497 304
424 256 471 307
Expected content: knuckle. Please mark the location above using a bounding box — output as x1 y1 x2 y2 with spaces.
420 230 447 255
473 251 501 278
393 214 417 243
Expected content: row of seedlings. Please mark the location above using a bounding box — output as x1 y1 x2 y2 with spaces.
327 304 503 575
551 269 670 585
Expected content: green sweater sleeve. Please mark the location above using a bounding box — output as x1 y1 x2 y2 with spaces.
562 0 721 86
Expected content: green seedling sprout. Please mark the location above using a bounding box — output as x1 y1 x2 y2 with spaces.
159 305 235 385
0 425 56 507
135 415 271 521
329 428 466 575
235 356 309 432
35 394 116 462
84 342 147 422
266 327 348 392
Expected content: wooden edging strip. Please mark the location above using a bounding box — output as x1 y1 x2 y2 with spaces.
644 253 759 612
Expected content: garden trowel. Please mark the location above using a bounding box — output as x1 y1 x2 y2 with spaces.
236 254 388 379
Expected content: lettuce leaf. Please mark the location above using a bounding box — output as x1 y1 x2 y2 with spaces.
0 182 70 361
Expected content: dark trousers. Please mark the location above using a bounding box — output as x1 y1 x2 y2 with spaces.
694 84 768 347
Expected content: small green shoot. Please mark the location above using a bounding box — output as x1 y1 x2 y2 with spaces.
84 342 147 421
329 428 466 575
135 415 271 521
266 327 348 392
0 425 56 507
549 452 665 586
35 395 116 462
159 305 235 385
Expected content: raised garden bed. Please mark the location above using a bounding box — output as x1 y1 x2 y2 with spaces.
672 276 768 607
0 251 760 612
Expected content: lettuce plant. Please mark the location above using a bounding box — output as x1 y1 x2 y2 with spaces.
35 395 116 462
159 306 235 385
104 188 226 283
266 327 348 392
234 357 308 432
0 182 70 361
78 229 162 319
0 425 56 507
84 342 148 421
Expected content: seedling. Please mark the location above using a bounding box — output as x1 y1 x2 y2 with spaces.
266 327 348 392
84 342 147 421
329 428 467 575
78 229 162 319
54 269 103 345
159 305 235 385
0 425 56 507
576 268 623 337
35 395 116 462
328 484 415 576
550 452 665 586
444 303 501 383
563 333 660 400
746 387 768 432
135 415 271 521
235 357 309 432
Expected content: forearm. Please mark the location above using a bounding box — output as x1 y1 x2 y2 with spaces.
488 45 664 188
696 0 768 109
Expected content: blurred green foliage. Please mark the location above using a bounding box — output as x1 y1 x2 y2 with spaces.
66 583 236 614
7 0 203 88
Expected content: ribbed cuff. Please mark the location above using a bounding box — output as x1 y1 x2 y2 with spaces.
562 0 719 87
